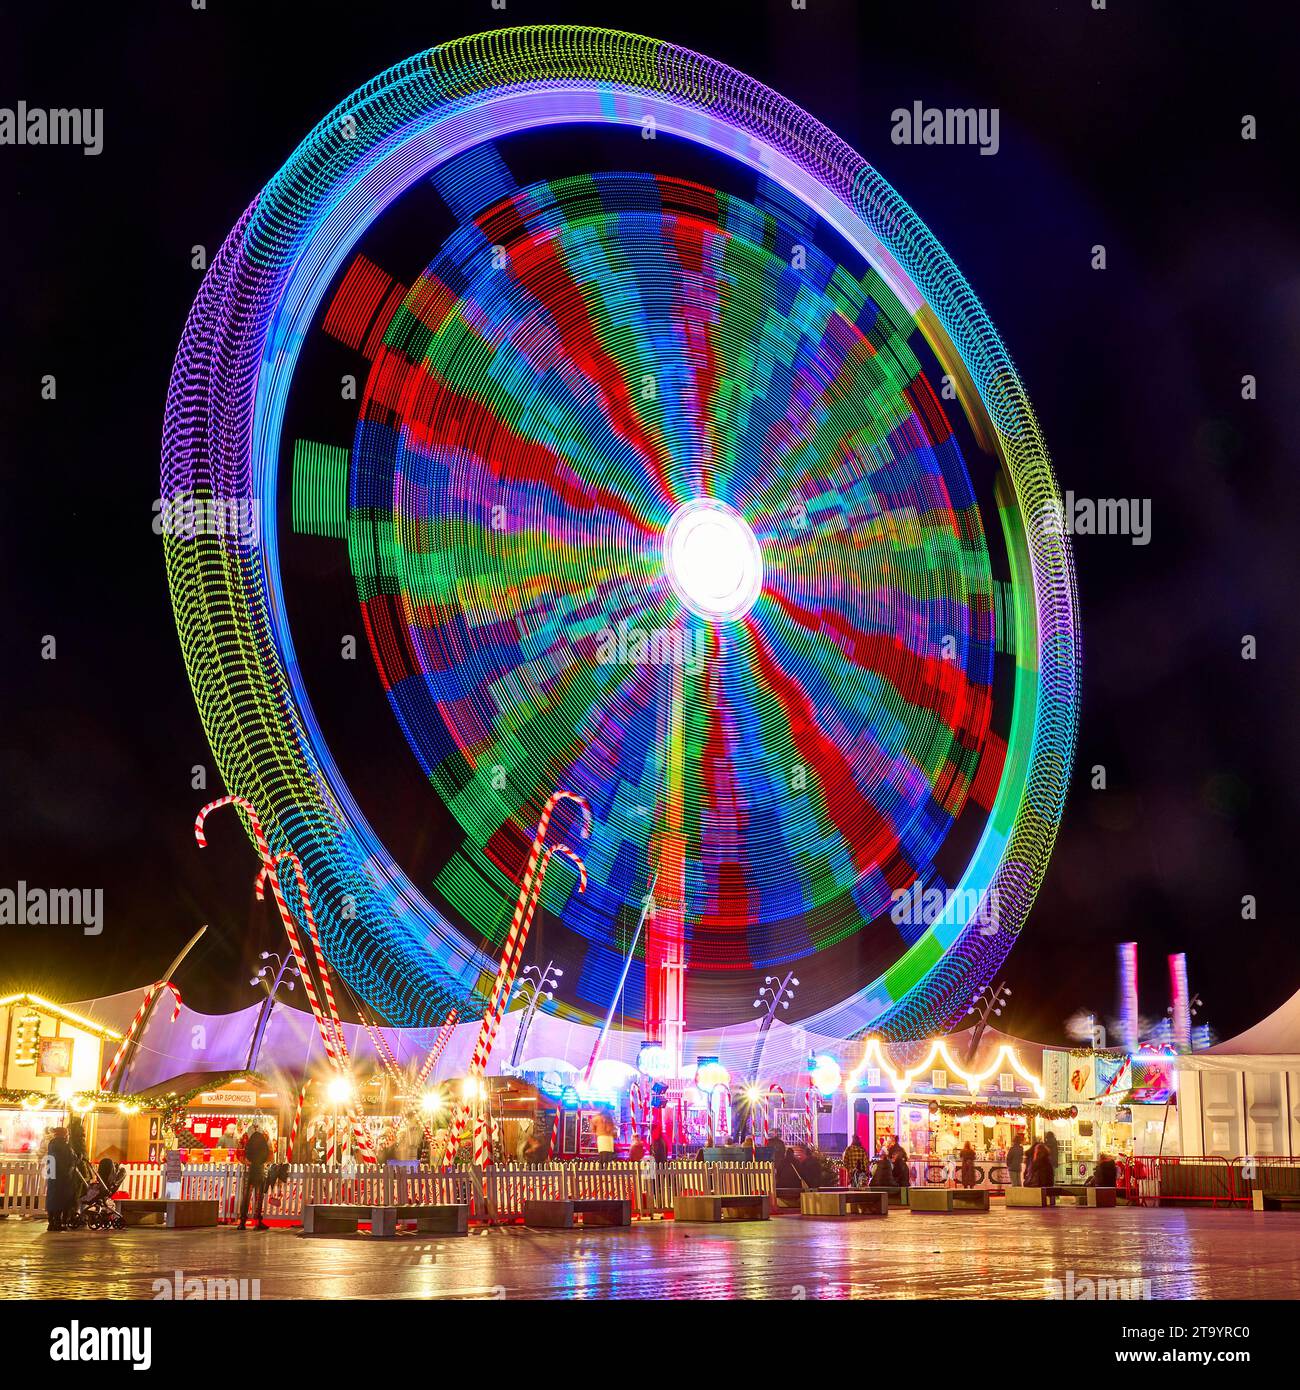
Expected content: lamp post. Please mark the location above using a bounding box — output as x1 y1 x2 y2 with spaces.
509 960 563 1069
246 950 302 1072
746 971 799 1131
964 981 1012 1061
1166 992 1203 1052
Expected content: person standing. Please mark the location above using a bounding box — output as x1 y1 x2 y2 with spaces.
1043 1128 1059 1180
44 1127 74 1232
841 1133 867 1183
1027 1142 1055 1200
238 1124 271 1231
960 1141 977 1188
1006 1134 1024 1188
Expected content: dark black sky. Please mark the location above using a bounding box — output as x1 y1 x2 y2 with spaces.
1 0 1296 1046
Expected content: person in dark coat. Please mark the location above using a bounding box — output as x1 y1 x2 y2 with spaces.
1022 1140 1036 1186
868 1151 895 1188
959 1141 977 1188
238 1125 272 1230
44 1127 74 1232
774 1149 803 1191
793 1144 822 1190
889 1143 910 1188
1088 1153 1118 1187
1027 1143 1055 1189
521 1129 549 1165
1043 1129 1059 1176
1006 1135 1025 1188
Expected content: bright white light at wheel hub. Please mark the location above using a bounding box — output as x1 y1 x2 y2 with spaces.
663 499 763 622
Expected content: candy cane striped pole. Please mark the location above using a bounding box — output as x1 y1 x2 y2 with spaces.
414 1009 458 1087
254 853 348 1066
763 1084 785 1144
256 858 379 1166
472 1113 492 1167
251 857 362 1167
199 798 342 1069
444 803 589 1161
447 842 586 1163
469 844 586 1078
805 1086 815 1146
359 1012 402 1084
286 1080 308 1162
101 982 182 1089
629 1080 644 1139
197 797 376 1163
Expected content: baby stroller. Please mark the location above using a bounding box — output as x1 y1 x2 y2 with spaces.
68 1157 127 1231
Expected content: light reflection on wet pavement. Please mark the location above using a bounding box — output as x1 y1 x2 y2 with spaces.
2 1206 1298 1300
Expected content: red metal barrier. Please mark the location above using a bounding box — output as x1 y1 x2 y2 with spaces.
1122 1155 1300 1208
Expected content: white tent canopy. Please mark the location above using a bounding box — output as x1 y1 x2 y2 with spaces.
1203 983 1300 1058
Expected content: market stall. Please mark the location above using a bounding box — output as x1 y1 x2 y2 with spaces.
128 1072 281 1163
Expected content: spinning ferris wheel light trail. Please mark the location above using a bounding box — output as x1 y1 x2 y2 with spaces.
162 25 1080 1063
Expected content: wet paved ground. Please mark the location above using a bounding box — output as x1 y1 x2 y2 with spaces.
3 1205 1298 1300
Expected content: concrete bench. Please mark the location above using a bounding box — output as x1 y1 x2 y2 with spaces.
875 1185 910 1207
674 1193 771 1223
1252 1180 1300 1212
1007 1185 1116 1208
773 1187 804 1213
909 1187 989 1214
800 1188 888 1219
119 1199 218 1230
523 1198 631 1229
302 1203 469 1237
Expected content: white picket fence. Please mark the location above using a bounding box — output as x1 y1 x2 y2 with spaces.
0 1158 774 1224
0 1159 47 1216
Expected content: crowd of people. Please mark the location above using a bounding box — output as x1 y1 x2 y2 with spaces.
35 1110 1126 1234
838 1134 912 1190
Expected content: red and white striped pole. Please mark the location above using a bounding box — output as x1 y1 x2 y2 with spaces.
285 1080 308 1162
196 796 376 1163
764 1084 785 1144
415 1009 458 1087
444 792 590 1164
101 982 182 1089
629 1080 645 1140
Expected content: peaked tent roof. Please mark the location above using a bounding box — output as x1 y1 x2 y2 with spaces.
1204 983 1300 1055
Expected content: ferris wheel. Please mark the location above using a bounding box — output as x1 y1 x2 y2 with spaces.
162 27 1079 1051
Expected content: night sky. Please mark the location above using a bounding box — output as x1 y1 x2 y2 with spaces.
2 1 1295 1047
